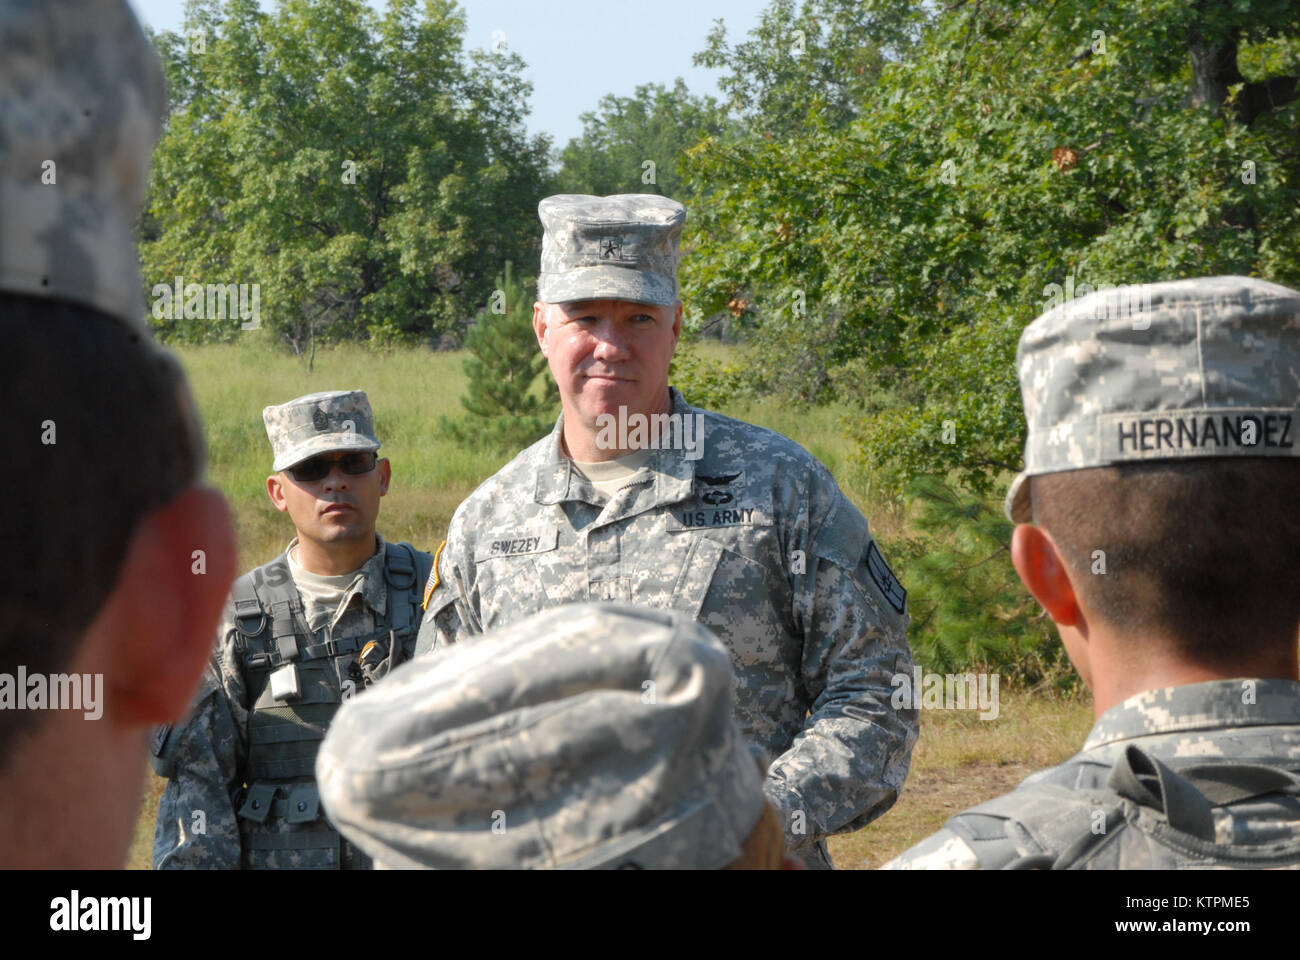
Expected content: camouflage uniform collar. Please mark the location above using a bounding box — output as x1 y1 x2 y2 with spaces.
1083 678 1300 751
283 533 388 620
534 386 696 508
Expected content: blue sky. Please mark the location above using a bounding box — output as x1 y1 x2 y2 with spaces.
128 0 768 148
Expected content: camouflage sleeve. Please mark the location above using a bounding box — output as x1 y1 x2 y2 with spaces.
763 475 920 856
880 828 982 870
152 622 247 869
415 534 481 657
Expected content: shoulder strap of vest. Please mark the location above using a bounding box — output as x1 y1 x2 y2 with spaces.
949 745 1300 870
233 555 304 663
232 573 266 638
1107 745 1215 841
1110 744 1300 829
1164 755 1300 806
944 782 1119 870
383 541 430 637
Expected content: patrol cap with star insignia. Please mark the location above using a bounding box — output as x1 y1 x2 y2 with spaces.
315 602 768 870
263 390 381 472
1006 275 1300 523
537 194 686 306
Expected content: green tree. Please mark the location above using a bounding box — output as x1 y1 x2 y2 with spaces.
679 0 1299 673
143 0 553 348
441 262 559 452
693 0 926 140
554 79 728 200
681 0 1300 493
884 478 1076 690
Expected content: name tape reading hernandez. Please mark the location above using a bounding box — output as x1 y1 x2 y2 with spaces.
1097 408 1296 461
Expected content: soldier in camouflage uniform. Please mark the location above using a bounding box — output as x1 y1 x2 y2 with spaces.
418 194 919 869
885 277 1300 869
319 603 803 869
153 391 434 869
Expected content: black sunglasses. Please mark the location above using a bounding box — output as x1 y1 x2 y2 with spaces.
287 451 378 482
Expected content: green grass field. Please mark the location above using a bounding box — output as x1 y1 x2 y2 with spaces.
178 337 909 568
129 339 1090 869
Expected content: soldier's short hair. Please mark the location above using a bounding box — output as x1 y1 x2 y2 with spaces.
1031 459 1300 662
0 293 203 767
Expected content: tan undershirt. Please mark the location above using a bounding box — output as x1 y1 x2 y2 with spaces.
570 448 653 499
287 544 368 630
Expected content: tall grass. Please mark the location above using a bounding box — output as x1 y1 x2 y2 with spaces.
179 338 502 567
174 338 895 568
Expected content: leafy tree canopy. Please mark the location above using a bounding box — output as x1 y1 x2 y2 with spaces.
554 79 729 200
143 0 553 349
679 0 1300 494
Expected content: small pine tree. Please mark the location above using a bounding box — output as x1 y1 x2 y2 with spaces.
886 476 1080 693
442 262 559 452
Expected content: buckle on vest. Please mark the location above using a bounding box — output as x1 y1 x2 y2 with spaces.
235 611 268 638
233 590 267 638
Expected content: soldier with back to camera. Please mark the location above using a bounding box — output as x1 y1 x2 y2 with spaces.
885 277 1300 870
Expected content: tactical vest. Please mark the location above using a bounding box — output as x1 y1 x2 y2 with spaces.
948 744 1300 869
229 541 432 870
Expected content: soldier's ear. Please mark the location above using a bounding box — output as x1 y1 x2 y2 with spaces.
377 457 391 495
1010 523 1081 628
533 301 549 355
94 487 237 726
266 473 290 512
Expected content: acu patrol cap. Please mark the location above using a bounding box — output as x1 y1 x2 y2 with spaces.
315 603 769 869
537 194 685 306
263 390 381 472
0 0 166 332
1007 276 1300 523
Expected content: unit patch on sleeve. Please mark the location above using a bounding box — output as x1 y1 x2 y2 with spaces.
866 541 906 614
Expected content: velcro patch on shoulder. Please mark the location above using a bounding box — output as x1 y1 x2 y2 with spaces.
866 541 906 614
423 540 446 610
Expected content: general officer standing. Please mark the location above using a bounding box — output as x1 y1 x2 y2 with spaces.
418 194 918 869
153 391 433 869
885 277 1300 869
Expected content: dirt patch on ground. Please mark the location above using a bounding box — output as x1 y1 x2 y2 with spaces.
900 762 1036 811
829 761 1038 870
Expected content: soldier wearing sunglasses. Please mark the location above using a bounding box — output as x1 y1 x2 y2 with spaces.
152 390 433 869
